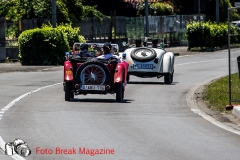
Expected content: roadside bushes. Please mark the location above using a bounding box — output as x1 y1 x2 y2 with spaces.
42 23 86 47
18 28 69 65
186 21 240 51
18 24 86 65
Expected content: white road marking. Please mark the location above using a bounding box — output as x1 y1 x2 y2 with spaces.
0 82 62 160
0 112 3 114
186 76 240 136
175 58 227 66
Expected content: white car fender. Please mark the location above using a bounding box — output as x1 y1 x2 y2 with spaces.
162 52 174 73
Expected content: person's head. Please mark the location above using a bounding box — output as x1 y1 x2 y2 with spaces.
152 39 158 47
103 42 112 54
143 42 147 47
135 38 142 47
80 43 88 51
75 44 81 51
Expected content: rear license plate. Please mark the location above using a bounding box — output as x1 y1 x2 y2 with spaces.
133 64 153 69
80 85 105 91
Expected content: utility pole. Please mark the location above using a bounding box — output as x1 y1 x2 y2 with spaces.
144 0 149 37
216 0 219 23
51 0 57 28
198 0 201 20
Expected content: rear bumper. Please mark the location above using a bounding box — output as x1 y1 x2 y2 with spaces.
128 71 167 77
72 89 115 95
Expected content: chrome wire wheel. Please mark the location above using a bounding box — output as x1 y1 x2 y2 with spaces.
80 64 106 85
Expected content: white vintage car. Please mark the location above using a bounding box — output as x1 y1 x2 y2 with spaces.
119 47 175 84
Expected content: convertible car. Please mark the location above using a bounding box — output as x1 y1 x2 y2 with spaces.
63 50 128 102
119 46 174 84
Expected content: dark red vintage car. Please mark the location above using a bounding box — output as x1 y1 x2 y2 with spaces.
63 53 128 102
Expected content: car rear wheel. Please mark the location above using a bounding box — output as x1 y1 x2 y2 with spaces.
127 73 130 83
164 73 172 84
65 81 72 101
76 61 110 85
116 83 124 102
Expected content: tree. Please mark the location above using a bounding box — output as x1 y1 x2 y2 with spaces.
82 0 135 17
0 0 107 22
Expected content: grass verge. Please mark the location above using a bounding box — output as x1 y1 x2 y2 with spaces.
204 73 240 112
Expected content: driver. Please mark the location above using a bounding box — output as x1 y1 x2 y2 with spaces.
97 42 121 62
135 38 142 47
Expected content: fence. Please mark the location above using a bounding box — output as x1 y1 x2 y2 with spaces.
3 14 205 53
125 14 205 46
71 14 205 46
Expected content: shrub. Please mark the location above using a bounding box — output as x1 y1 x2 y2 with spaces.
186 21 240 50
18 28 69 65
42 23 86 48
149 2 174 16
138 2 173 16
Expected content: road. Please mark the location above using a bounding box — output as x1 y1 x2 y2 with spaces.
1 49 240 160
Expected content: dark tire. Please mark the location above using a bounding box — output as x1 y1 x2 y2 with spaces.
164 73 172 84
171 69 174 83
70 92 74 99
116 83 123 102
65 81 72 101
130 47 157 62
127 73 130 83
75 61 110 85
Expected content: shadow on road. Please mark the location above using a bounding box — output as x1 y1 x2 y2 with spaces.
69 98 134 103
128 81 178 85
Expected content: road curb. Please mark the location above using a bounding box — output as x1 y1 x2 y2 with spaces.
186 76 240 135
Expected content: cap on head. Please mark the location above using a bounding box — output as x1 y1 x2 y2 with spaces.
103 42 112 50
80 43 88 50
152 38 158 44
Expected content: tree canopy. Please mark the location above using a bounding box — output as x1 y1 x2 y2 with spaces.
0 0 107 22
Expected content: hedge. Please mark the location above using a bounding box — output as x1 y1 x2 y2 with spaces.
18 23 86 65
42 23 86 48
18 28 69 65
186 21 240 50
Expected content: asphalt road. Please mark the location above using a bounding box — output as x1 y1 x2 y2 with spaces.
1 49 240 160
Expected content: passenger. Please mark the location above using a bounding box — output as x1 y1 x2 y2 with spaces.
152 39 159 48
79 43 93 57
97 42 121 62
135 38 142 47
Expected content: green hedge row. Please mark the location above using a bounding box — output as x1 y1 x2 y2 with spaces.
186 21 240 50
18 24 86 65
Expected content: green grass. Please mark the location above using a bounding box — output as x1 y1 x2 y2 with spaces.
204 73 240 112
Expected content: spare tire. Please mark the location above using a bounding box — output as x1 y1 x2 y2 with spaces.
130 47 157 62
75 61 110 85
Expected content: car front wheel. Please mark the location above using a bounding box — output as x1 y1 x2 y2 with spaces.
164 73 172 84
65 81 72 101
116 83 124 102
